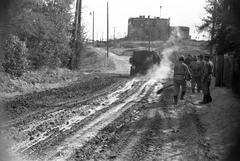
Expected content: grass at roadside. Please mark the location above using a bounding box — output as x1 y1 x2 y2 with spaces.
0 46 117 97
0 68 84 97
80 47 116 72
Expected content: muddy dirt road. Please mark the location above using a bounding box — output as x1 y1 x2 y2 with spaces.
1 71 219 161
94 48 131 75
0 49 220 161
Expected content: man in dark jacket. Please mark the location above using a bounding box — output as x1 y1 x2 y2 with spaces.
199 53 214 104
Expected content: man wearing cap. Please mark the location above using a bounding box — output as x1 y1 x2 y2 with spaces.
199 53 214 104
173 55 191 105
189 55 201 93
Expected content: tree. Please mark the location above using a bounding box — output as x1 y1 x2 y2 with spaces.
199 0 240 90
2 35 28 76
8 0 74 69
197 0 222 55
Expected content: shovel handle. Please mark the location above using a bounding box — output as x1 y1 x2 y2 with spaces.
156 83 174 94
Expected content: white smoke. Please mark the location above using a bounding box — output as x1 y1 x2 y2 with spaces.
141 27 184 81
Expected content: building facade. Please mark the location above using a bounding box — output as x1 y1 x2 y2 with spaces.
127 16 190 41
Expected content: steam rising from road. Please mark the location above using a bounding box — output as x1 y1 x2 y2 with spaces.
144 27 184 81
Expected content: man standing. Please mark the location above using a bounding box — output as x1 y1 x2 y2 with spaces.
197 54 206 91
184 54 192 67
173 55 191 105
199 53 214 104
189 55 201 93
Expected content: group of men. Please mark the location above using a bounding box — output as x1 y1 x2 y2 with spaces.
173 53 214 105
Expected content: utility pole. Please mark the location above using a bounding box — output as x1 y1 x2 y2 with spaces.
148 27 152 51
114 27 116 40
74 0 82 69
71 0 80 69
102 32 104 41
160 6 162 18
92 11 94 46
114 27 116 47
106 2 109 66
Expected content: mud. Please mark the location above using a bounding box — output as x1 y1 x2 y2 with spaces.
1 73 225 161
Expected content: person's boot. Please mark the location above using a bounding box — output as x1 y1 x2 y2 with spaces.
197 87 201 93
199 95 208 104
180 92 185 100
208 94 212 102
192 89 195 93
174 96 178 105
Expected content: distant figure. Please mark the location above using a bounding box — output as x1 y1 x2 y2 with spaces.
199 53 214 104
173 55 191 105
184 54 192 67
189 55 201 93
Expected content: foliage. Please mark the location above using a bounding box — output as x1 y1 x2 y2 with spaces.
199 0 240 54
8 0 74 69
197 0 223 50
2 35 28 77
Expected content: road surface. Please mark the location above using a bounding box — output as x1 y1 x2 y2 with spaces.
1 51 220 161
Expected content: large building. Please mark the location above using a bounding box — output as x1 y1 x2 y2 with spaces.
127 15 190 41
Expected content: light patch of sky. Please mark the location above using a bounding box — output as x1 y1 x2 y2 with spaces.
73 0 208 41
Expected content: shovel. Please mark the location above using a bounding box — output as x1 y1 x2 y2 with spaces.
156 83 174 94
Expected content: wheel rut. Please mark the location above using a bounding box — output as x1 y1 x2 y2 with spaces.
3 78 217 161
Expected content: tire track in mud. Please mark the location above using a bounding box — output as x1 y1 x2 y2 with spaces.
19 81 142 157
69 84 217 161
5 79 156 161
5 78 218 161
112 85 166 161
68 81 159 161
3 79 130 159
45 80 155 161
3 79 128 129
111 81 159 161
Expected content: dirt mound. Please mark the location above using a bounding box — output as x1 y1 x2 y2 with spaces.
0 68 86 99
80 47 116 72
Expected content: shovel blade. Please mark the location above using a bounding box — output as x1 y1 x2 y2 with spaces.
156 89 164 94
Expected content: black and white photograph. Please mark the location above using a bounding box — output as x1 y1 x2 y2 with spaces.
0 0 240 160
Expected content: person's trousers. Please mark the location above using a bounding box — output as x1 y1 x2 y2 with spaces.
174 79 186 96
202 79 211 95
191 76 201 90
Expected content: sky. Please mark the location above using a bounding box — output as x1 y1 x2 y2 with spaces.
75 0 208 41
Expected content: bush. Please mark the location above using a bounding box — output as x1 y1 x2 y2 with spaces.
2 35 28 77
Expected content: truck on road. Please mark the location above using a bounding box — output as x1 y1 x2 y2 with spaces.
129 50 161 76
